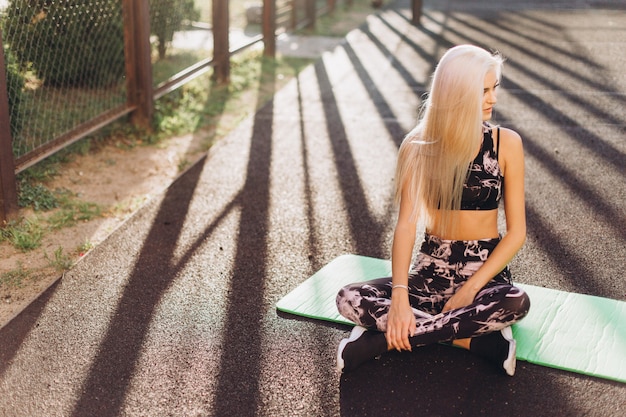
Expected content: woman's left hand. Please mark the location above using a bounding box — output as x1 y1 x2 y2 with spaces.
442 285 478 313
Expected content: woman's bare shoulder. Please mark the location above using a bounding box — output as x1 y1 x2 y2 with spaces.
496 126 524 174
498 126 522 143
497 126 523 155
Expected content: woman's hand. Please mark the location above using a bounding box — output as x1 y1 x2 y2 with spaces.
386 291 416 352
442 284 478 313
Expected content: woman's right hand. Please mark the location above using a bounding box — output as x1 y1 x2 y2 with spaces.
386 291 416 352
387 177 418 352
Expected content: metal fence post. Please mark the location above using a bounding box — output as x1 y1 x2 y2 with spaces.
263 0 276 57
213 0 230 83
122 0 154 128
0 29 19 224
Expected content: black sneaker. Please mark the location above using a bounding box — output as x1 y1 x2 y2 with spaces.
470 326 517 376
337 326 388 373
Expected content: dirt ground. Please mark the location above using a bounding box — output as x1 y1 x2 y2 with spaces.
0 130 211 327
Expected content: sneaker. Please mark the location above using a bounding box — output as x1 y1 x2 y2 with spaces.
337 326 387 373
470 326 517 376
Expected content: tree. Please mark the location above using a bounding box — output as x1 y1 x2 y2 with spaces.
150 0 200 60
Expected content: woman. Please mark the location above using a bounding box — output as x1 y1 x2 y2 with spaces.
335 45 531 376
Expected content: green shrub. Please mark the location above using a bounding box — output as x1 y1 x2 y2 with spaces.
17 181 58 211
3 46 25 138
3 0 125 88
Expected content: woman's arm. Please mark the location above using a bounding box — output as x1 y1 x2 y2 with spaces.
443 128 526 311
387 182 419 351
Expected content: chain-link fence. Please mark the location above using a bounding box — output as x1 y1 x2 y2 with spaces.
1 0 128 162
0 0 361 221
1 0 335 162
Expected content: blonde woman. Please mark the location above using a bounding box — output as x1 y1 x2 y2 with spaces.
336 45 530 376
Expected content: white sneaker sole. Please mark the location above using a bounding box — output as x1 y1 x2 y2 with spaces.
336 325 367 372
500 326 517 376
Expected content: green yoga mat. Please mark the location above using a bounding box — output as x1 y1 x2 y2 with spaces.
276 254 626 383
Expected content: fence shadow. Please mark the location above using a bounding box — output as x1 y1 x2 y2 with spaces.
0 279 60 379
70 154 207 417
209 57 276 417
313 59 390 259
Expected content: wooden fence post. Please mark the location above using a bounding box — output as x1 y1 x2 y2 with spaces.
328 0 336 14
263 0 276 57
305 0 316 29
0 29 19 224
290 0 297 30
213 0 230 83
412 0 423 25
122 0 153 128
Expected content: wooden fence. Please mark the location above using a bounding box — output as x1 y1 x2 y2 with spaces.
0 0 422 223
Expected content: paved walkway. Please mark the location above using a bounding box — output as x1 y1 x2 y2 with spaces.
1 1 625 416
172 25 346 59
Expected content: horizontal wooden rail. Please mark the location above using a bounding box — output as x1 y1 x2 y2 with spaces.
154 34 264 100
14 105 135 174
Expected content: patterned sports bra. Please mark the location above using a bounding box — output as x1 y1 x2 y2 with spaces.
461 125 503 210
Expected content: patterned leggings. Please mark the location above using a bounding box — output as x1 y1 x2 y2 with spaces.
336 234 531 347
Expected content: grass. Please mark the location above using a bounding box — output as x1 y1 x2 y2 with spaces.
1 183 102 252
77 239 94 255
45 247 74 272
46 198 102 231
0 219 44 252
0 263 29 289
0 202 101 253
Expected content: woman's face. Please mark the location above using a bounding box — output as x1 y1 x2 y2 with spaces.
482 71 499 121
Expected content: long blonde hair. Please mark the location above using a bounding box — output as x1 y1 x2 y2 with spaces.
395 45 503 233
